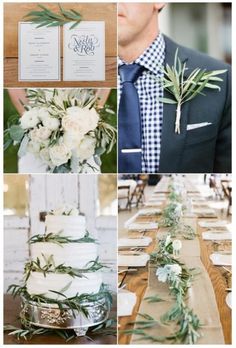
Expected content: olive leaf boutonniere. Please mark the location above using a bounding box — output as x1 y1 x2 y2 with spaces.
160 49 227 134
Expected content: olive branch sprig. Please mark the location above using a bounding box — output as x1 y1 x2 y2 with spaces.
28 230 97 245
158 49 227 134
123 235 202 344
24 4 82 29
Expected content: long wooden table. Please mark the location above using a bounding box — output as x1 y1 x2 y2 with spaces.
118 178 231 344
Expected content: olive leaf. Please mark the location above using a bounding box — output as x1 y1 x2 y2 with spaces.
158 49 227 134
24 4 82 29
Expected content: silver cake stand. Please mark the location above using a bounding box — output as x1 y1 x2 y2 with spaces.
21 296 110 336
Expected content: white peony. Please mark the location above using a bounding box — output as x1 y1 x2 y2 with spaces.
42 116 60 131
20 108 40 129
75 136 96 161
49 143 71 166
52 204 79 216
62 106 99 135
30 126 51 142
63 131 83 150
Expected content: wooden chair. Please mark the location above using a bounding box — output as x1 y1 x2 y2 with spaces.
130 180 147 207
118 185 131 211
221 180 232 215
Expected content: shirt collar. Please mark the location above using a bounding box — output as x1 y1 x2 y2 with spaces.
118 33 165 75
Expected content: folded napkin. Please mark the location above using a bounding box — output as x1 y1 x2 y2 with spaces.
118 289 137 317
118 253 150 267
128 222 158 231
210 253 232 266
118 237 152 247
202 232 232 241
138 208 162 216
199 220 228 228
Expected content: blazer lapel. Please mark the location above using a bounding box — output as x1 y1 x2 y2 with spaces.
159 35 190 172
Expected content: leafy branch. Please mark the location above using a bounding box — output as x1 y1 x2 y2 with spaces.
126 235 202 344
28 230 97 245
24 4 82 29
24 255 106 281
158 49 227 133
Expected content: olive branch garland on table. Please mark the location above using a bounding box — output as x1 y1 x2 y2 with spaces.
124 235 202 344
160 190 196 240
24 4 82 29
156 49 227 134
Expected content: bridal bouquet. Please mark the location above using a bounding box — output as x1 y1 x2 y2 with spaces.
4 89 116 173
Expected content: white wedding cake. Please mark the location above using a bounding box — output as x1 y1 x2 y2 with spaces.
26 205 103 300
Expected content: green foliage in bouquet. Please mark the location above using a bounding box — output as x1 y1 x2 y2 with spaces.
4 89 117 173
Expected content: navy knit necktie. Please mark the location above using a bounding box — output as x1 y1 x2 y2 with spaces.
118 63 145 173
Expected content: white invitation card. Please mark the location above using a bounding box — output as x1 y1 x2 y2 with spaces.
18 22 60 81
63 21 105 81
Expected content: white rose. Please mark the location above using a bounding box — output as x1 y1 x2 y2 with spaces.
27 140 41 154
30 126 51 142
62 106 99 135
20 109 40 129
38 107 51 121
75 136 96 161
52 206 65 215
49 143 71 166
42 116 60 131
63 131 83 150
172 239 182 252
39 148 51 164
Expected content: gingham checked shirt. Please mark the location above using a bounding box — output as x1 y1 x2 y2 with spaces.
118 33 165 173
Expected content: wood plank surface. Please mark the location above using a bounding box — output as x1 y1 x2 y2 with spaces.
4 2 117 87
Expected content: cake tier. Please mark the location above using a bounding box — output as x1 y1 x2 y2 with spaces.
45 215 86 238
31 242 97 268
26 272 103 299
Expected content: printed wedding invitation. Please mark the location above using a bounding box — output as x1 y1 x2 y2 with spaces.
63 21 105 81
18 22 60 81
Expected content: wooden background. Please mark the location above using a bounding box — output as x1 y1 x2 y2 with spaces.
4 2 117 87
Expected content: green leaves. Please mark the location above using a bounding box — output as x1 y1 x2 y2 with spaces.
9 125 25 142
158 48 227 134
24 4 82 29
28 230 97 245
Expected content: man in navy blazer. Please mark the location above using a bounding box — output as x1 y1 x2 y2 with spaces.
118 3 231 173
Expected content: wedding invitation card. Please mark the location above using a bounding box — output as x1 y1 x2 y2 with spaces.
18 22 60 81
63 21 105 81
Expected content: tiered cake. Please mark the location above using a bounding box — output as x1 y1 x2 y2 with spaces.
27 207 102 299
8 205 111 337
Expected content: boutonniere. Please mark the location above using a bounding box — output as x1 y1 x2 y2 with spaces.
160 49 227 134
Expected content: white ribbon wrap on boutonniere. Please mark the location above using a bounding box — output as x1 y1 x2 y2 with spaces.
159 49 227 134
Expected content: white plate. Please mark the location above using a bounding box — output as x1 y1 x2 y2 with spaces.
128 222 158 231
198 220 228 228
118 253 150 267
118 237 152 248
138 208 162 216
202 232 232 241
193 208 216 214
118 289 137 317
226 292 232 309
210 253 232 266
144 201 162 206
